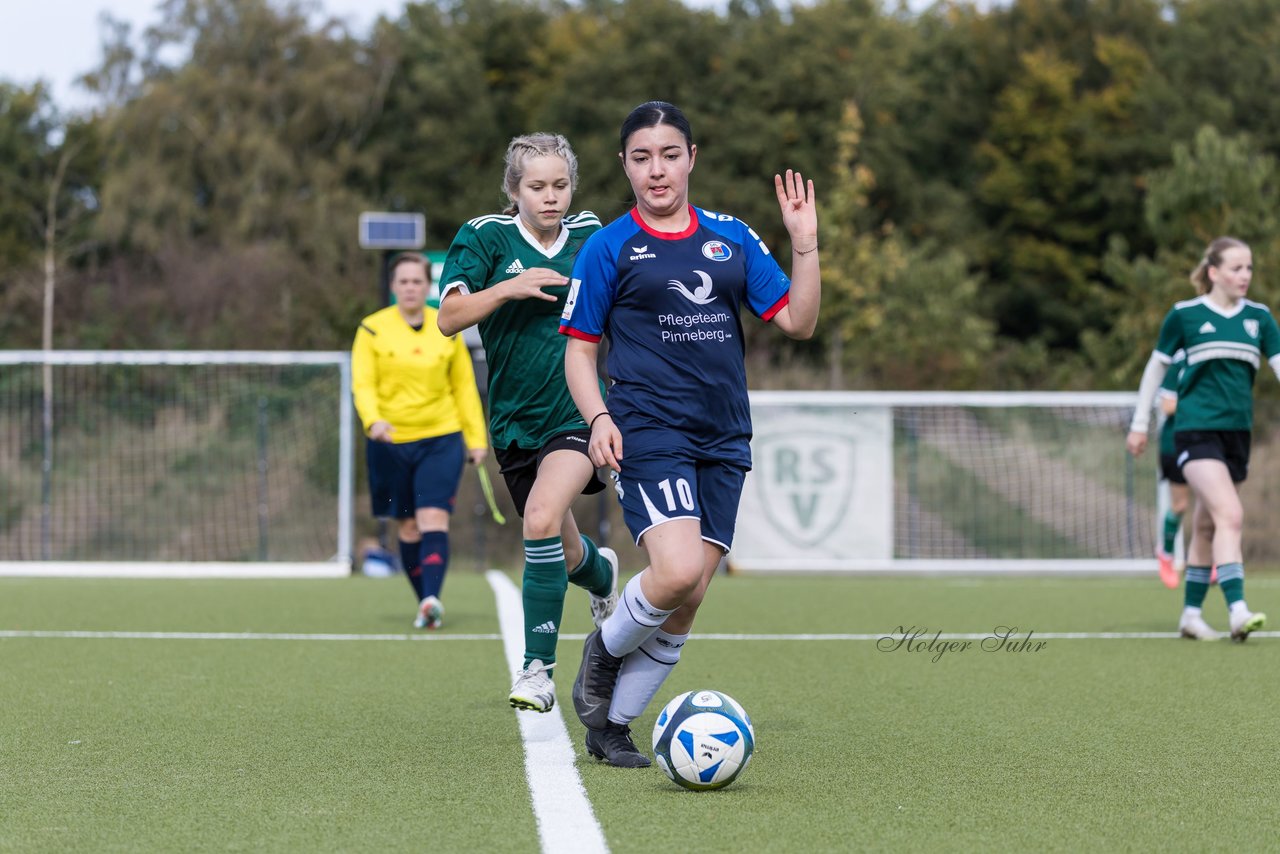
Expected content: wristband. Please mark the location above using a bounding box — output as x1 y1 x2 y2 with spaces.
589 411 612 429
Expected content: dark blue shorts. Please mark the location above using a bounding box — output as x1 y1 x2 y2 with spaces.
612 442 747 552
1175 429 1251 484
367 432 465 519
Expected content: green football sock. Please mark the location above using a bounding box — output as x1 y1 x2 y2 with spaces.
522 536 568 671
1184 566 1211 609
567 534 613 598
1217 562 1245 606
1162 510 1182 555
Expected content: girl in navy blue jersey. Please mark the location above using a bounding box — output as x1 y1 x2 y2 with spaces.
560 100 820 767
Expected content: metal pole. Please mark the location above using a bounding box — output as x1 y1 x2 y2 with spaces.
381 250 394 307
1125 447 1137 558
257 394 270 560
40 360 52 560
906 411 918 559
336 356 355 570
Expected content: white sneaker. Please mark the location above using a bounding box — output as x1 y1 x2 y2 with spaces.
1229 608 1266 642
509 659 555 712
414 595 443 630
1178 611 1220 641
589 547 620 628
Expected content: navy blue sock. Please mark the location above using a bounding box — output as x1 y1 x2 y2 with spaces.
417 531 450 600
399 538 424 599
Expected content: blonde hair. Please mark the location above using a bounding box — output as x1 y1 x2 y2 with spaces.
501 133 579 216
1190 236 1250 295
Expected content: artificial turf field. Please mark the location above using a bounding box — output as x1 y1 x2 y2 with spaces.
3 569 1279 853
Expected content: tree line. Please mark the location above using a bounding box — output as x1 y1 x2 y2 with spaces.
2 0 1279 392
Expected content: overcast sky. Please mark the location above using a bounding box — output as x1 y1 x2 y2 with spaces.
0 0 407 113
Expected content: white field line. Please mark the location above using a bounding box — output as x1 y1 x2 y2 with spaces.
0 562 349 578
0 631 502 641
4 630 1280 642
485 570 609 854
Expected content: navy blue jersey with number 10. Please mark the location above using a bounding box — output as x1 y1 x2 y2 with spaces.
559 205 791 467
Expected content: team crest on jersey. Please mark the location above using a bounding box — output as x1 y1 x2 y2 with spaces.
667 270 718 305
701 241 732 262
1244 319 1260 339
754 431 856 548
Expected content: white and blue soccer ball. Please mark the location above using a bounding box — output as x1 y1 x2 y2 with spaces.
651 689 755 791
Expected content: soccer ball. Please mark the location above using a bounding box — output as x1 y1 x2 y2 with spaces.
651 689 755 791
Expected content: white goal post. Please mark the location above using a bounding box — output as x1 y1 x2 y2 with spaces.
731 390 1156 574
0 351 354 578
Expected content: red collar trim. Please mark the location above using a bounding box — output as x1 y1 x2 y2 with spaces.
629 205 699 240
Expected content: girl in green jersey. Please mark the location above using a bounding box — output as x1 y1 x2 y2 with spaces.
1127 237 1277 641
438 134 618 712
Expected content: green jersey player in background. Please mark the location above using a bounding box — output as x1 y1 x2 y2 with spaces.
438 133 619 713
1127 236 1278 642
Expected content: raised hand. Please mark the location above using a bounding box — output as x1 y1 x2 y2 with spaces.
774 169 817 251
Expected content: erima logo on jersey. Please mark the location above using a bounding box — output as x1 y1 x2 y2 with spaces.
504 259 526 275
630 245 656 261
1199 321 1217 334
1244 319 1260 338
667 270 718 305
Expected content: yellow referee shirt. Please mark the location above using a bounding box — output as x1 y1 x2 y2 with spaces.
351 305 487 448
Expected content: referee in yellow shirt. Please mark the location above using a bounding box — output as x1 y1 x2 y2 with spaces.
352 253 488 629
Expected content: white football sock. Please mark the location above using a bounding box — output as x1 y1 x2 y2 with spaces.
607 630 688 725
601 571 673 658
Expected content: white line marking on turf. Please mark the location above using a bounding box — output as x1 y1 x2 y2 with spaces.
0 631 501 641
486 570 608 854
5 630 1280 642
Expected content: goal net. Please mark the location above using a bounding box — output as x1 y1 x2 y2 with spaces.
732 391 1157 573
0 351 353 577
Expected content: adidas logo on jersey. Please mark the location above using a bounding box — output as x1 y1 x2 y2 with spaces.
630 245 657 261
504 259 526 275
531 621 557 634
1199 321 1217 334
